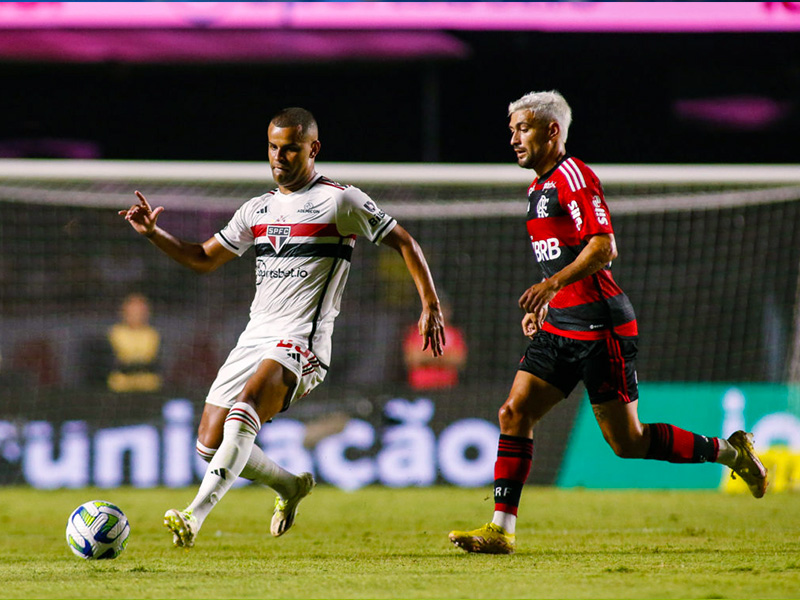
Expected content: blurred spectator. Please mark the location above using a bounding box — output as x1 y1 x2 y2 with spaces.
403 298 466 390
168 332 220 392
107 292 162 393
9 338 60 387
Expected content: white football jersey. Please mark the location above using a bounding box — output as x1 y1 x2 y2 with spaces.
214 173 397 367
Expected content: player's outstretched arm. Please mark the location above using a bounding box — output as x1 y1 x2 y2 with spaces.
119 191 236 274
382 224 446 357
518 233 617 314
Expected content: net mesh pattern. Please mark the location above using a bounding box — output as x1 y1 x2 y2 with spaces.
1 172 799 398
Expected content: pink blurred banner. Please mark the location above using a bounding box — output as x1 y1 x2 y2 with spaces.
1 2 799 32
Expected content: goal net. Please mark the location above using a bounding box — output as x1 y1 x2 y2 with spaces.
1 160 799 488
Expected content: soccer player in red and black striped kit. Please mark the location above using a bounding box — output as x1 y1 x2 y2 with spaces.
449 90 768 554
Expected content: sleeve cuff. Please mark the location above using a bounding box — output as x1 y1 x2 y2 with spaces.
372 218 398 245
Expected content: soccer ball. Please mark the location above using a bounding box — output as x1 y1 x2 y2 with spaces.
65 500 130 560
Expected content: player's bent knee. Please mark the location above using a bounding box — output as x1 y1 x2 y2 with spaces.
609 443 637 459
234 391 262 411
498 402 518 427
238 360 293 421
606 436 646 459
498 400 537 434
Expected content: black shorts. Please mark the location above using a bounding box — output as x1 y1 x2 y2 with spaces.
518 330 639 404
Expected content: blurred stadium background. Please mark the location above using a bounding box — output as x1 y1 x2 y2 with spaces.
0 2 799 494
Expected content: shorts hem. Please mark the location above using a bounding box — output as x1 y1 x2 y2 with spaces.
517 364 574 397
589 392 639 405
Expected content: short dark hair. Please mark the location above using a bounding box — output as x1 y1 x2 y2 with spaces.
270 107 318 137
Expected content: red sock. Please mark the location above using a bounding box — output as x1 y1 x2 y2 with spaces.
493 434 533 516
646 423 719 464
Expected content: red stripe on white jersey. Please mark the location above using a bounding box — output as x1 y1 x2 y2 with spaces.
251 223 355 239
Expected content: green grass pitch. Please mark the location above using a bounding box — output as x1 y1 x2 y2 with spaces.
1 485 798 599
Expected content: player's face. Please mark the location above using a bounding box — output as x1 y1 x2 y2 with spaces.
509 109 557 173
267 123 320 192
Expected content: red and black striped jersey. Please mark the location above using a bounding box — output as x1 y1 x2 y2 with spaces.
526 155 638 340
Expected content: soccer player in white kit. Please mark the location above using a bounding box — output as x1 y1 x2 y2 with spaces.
119 107 446 548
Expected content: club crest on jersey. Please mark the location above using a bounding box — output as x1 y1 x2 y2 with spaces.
536 194 549 219
266 225 291 254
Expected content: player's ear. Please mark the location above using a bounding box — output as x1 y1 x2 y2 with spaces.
548 121 560 141
310 139 321 159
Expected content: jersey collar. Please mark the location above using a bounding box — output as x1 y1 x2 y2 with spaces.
536 153 571 183
276 172 323 199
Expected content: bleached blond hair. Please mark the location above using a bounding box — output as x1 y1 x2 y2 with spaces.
508 90 572 143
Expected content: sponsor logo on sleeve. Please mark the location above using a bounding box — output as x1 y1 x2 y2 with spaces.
567 200 583 231
362 200 386 226
592 196 609 225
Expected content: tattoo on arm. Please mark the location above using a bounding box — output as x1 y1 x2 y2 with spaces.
592 403 610 424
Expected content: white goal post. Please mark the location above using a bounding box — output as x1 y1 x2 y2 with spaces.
1 159 799 217
1 158 799 185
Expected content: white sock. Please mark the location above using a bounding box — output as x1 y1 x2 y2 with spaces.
187 403 261 527
196 438 298 499
715 438 738 468
240 444 298 500
196 439 216 463
492 511 517 535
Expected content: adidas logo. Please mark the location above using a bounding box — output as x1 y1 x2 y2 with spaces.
288 352 301 363
210 468 228 480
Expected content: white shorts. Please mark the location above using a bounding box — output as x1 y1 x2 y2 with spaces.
205 337 326 411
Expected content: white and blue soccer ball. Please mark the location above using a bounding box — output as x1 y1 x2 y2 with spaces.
65 500 130 560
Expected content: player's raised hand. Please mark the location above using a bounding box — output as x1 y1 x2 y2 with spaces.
119 190 164 238
418 304 446 357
